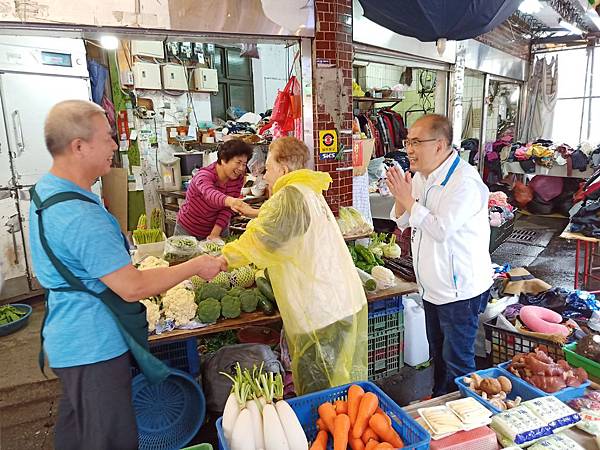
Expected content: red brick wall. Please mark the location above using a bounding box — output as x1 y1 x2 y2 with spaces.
313 0 354 216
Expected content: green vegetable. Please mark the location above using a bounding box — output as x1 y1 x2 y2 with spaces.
356 261 374 273
150 208 163 230
196 298 221 323
356 268 377 292
132 228 164 244
228 287 244 298
374 253 384 266
198 330 238 354
348 245 358 263
0 305 27 325
355 244 376 265
256 277 275 302
137 213 147 229
383 234 402 258
240 290 259 313
257 295 275 315
197 284 227 302
221 295 241 319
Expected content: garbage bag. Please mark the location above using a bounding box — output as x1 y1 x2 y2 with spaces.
222 169 368 394
202 343 283 412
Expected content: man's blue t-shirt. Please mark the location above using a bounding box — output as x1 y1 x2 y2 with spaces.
29 173 131 368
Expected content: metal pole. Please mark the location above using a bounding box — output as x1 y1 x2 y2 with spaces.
588 46 595 141
579 48 591 143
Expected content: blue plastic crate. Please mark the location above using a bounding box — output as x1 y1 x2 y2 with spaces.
498 361 590 402
132 338 200 377
455 367 541 414
216 381 429 450
368 297 404 336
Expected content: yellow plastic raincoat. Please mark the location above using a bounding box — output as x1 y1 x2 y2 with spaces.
223 169 368 394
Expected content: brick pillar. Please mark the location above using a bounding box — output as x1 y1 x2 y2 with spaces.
313 0 354 216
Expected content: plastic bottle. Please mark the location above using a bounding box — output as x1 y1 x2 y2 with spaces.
402 294 430 366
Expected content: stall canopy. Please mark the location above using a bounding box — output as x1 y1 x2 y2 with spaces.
357 0 521 42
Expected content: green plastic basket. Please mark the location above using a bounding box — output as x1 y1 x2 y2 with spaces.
181 444 213 450
564 342 600 379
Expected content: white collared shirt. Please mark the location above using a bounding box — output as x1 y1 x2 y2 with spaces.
391 153 493 305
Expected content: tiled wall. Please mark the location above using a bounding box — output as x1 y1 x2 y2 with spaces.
314 0 354 215
462 71 485 140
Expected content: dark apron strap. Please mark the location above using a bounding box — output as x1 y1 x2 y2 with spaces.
31 187 169 384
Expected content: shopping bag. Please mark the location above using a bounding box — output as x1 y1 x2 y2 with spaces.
270 76 295 123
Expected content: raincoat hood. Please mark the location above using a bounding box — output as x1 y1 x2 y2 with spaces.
272 169 332 195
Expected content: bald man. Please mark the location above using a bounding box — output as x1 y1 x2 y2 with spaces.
387 114 493 396
29 100 226 449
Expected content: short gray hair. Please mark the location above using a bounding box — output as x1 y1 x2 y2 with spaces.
417 114 453 146
44 100 106 156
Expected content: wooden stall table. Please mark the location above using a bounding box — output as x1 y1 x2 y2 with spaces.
560 225 600 292
148 276 418 344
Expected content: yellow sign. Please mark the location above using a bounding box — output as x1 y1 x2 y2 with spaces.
319 130 338 160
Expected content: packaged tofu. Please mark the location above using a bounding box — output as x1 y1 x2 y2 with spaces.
523 397 581 432
447 397 492 427
415 416 455 441
490 405 552 446
418 406 464 436
528 433 585 450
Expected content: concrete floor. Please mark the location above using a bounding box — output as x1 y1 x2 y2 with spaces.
0 213 580 449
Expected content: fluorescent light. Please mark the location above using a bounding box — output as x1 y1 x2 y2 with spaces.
510 89 519 103
559 19 583 35
519 0 543 14
100 35 119 50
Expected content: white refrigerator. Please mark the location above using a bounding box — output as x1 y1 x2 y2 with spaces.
0 36 91 300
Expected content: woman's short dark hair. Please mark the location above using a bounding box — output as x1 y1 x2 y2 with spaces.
217 139 254 164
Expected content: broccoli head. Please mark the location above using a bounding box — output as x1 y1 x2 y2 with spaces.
228 287 244 298
240 290 259 313
197 283 227 302
196 298 221 324
221 295 241 319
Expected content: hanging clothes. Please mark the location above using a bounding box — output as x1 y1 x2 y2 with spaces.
520 57 558 141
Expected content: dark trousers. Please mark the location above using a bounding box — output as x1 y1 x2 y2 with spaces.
53 352 138 450
424 290 490 397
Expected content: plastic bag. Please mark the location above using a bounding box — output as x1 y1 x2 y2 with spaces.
201 344 283 412
513 181 534 208
222 169 368 394
247 146 267 177
163 235 198 264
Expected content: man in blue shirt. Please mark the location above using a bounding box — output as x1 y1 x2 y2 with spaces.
30 100 226 450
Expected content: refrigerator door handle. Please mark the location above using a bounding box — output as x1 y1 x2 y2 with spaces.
12 110 25 156
9 224 19 265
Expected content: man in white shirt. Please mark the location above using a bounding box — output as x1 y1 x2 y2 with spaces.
387 114 493 396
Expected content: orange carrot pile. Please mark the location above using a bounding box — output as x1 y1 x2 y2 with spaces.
308 384 405 450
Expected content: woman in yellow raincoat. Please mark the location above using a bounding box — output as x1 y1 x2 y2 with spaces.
222 137 368 395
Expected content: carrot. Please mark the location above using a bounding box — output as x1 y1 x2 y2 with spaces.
333 414 350 450
365 439 380 450
349 436 366 450
316 418 326 431
318 402 337 434
376 407 392 426
361 427 379 445
352 392 379 439
374 444 394 450
369 413 404 448
309 430 328 450
335 399 348 414
348 384 365 426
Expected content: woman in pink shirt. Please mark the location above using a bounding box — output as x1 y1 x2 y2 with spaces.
175 140 257 240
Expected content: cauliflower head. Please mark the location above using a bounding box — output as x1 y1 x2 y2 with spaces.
162 283 197 326
138 256 169 271
141 299 161 332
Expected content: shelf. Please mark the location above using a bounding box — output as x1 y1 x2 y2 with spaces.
149 311 282 344
343 232 372 241
367 275 418 302
353 97 403 102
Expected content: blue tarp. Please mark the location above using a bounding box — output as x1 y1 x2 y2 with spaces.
358 0 521 42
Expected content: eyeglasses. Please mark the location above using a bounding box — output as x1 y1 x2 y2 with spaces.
402 138 439 148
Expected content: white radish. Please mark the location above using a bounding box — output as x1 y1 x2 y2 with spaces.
223 392 240 443
275 400 308 450
246 399 265 450
263 403 289 450
231 408 255 450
